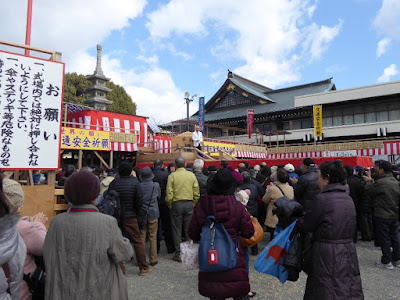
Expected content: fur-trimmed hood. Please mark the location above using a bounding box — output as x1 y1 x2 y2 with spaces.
0 213 20 264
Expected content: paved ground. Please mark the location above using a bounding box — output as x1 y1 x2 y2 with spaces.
125 234 400 300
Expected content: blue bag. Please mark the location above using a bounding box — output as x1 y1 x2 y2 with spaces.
199 216 238 272
254 220 297 284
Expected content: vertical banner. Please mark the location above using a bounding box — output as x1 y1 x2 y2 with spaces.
198 96 205 132
313 105 322 137
247 109 255 139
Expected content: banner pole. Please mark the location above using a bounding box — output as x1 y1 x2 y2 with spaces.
25 0 33 56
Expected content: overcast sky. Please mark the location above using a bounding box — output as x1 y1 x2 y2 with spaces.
1 0 399 124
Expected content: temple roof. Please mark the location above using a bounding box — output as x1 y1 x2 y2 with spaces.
191 73 335 122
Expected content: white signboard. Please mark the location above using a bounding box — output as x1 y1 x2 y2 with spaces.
0 51 64 169
322 150 357 157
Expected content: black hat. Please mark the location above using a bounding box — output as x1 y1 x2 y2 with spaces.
107 168 116 176
208 168 235 195
139 167 154 181
302 158 315 167
118 162 132 176
64 171 100 205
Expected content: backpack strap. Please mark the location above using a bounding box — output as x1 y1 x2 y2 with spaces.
2 263 11 294
275 184 286 197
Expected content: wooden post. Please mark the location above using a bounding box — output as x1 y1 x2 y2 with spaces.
269 135 271 148
78 150 83 169
284 134 286 147
93 151 110 169
63 103 68 125
110 150 114 168
28 171 34 186
276 132 279 148
47 171 56 185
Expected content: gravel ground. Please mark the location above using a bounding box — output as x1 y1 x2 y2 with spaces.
125 234 400 300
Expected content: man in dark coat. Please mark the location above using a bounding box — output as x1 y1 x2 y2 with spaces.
109 162 153 276
188 169 254 299
344 165 365 242
291 158 320 211
364 160 400 269
152 159 175 254
193 159 208 196
241 171 259 256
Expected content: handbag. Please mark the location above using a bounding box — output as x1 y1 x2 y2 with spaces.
137 185 155 230
240 214 263 247
180 240 200 270
254 220 297 284
199 216 239 272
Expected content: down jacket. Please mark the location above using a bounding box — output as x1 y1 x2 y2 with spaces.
364 173 400 220
295 166 320 211
108 176 143 220
297 184 364 300
0 214 26 300
188 194 254 299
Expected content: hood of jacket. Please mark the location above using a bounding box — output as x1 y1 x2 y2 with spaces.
198 194 233 223
0 214 20 264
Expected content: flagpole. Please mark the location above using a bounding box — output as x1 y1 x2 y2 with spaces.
25 0 33 56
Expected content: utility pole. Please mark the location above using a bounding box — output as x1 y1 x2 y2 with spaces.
184 92 197 132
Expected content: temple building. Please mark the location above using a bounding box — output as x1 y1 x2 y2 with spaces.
187 71 400 162
84 44 113 110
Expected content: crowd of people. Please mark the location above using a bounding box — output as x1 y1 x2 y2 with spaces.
1 156 400 299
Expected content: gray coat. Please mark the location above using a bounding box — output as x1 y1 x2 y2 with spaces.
43 204 133 300
140 180 161 221
0 214 26 300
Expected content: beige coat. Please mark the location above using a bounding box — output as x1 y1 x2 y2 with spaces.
262 182 294 228
43 204 133 300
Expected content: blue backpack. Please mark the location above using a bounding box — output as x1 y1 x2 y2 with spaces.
199 216 238 272
99 190 121 223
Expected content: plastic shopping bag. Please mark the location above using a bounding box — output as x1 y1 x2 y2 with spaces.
180 240 199 270
254 220 297 284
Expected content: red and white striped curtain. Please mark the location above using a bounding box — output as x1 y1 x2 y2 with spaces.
68 110 148 152
153 136 172 153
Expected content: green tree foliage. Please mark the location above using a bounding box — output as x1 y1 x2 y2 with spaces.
63 73 137 115
63 72 90 105
105 81 137 115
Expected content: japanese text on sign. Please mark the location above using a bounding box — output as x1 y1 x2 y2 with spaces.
204 141 236 157
313 105 322 137
0 51 64 169
61 127 110 151
247 109 255 139
198 96 205 132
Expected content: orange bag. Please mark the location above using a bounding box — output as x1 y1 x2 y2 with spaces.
240 215 264 247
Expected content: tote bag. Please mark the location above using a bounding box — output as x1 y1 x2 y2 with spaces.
254 220 297 284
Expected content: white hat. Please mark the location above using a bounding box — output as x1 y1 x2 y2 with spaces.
284 163 295 172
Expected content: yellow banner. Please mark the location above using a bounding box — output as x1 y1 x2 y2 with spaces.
204 141 236 157
313 105 323 137
61 127 110 151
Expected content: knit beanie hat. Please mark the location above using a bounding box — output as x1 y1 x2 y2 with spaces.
237 189 250 206
64 171 100 205
3 179 24 211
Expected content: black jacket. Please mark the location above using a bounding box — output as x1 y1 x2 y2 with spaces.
295 166 320 212
152 167 169 205
109 176 143 220
346 175 365 211
241 183 259 218
251 178 265 198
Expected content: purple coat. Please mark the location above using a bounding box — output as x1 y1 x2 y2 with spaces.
188 194 254 299
298 184 364 300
